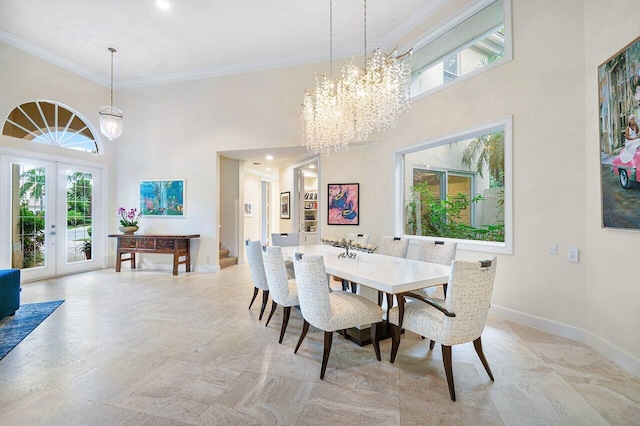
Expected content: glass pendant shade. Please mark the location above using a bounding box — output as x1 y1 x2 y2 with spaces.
99 47 123 141
99 106 123 141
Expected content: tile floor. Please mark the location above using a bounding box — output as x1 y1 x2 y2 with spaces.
0 265 638 425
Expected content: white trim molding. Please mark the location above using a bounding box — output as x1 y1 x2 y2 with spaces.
491 304 640 377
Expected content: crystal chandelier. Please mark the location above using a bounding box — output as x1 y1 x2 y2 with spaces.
302 0 412 155
99 47 124 141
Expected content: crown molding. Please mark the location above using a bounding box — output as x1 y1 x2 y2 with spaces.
0 29 110 87
378 0 451 51
116 46 362 90
0 0 485 90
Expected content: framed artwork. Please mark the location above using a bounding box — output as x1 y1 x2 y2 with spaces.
140 179 185 217
244 202 253 217
599 35 640 229
280 191 290 219
328 183 359 225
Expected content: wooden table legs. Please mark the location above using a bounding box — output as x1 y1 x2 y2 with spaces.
115 252 136 272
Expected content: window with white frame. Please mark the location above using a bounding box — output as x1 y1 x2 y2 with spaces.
396 118 512 254
410 0 510 99
2 100 101 154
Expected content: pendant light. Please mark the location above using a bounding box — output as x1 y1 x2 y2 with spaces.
99 47 124 141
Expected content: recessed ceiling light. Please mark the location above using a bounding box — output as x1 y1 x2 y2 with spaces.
157 0 170 10
265 155 274 160
266 168 272 171
309 164 316 169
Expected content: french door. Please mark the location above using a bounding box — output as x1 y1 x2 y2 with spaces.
0 154 103 281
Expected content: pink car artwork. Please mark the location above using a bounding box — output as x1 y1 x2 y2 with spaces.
612 144 640 189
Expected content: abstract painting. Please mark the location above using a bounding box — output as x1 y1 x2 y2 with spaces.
328 183 359 225
140 179 185 217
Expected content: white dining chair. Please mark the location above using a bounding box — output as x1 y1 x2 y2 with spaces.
416 240 457 298
245 240 270 320
271 233 299 247
262 246 300 343
388 256 498 401
377 236 410 306
380 236 410 258
293 253 384 379
271 233 299 279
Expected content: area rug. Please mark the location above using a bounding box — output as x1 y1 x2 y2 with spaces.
0 300 64 361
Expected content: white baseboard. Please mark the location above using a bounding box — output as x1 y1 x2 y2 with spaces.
490 304 640 377
586 331 640 377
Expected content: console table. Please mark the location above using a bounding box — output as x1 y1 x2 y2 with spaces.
108 234 200 275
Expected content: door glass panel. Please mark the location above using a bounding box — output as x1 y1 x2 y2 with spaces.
448 174 472 226
66 171 93 263
11 163 46 269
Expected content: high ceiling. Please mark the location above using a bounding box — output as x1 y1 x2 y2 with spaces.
0 0 453 89
0 0 474 173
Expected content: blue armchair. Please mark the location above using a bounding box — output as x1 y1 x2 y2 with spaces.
0 269 20 320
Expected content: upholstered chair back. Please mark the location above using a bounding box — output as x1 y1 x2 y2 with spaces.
262 246 297 306
245 240 269 291
346 232 370 246
442 256 497 345
293 254 332 330
417 240 457 266
380 236 409 258
271 233 300 247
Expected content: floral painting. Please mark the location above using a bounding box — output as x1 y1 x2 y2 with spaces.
328 183 359 225
140 179 185 217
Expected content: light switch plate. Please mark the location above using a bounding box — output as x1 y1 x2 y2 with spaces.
549 243 558 255
568 245 579 262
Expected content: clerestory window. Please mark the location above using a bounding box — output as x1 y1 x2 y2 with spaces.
410 0 511 99
2 101 101 154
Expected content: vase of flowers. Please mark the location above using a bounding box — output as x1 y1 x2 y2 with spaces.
117 207 141 234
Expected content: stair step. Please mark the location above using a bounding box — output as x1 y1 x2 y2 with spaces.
219 248 229 258
219 256 238 269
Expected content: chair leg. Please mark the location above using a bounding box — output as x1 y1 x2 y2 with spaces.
377 291 383 306
473 337 494 381
265 300 278 327
341 279 349 292
443 283 448 298
390 324 402 363
371 322 381 361
320 331 334 380
248 287 259 309
429 339 435 350
294 320 310 354
442 345 456 401
350 282 357 293
259 290 269 320
279 306 291 344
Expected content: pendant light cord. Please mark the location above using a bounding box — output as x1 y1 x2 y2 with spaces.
330 0 333 80
363 0 367 72
109 47 116 107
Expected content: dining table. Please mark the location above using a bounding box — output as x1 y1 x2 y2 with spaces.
280 244 451 345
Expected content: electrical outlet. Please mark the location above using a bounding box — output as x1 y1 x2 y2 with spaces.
549 243 558 255
568 245 579 262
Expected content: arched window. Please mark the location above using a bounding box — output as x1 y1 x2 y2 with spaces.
2 100 102 154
